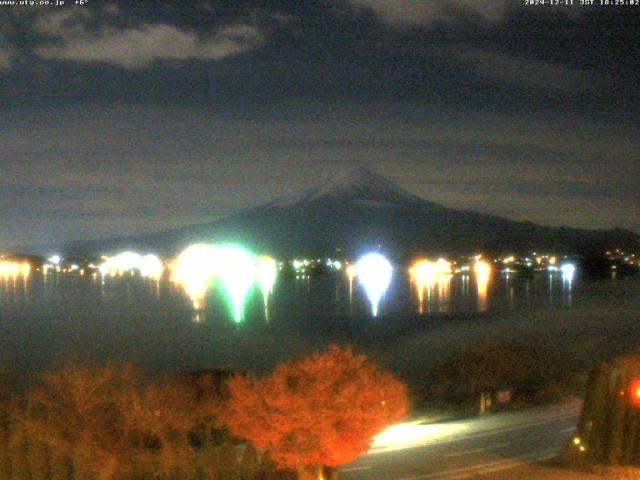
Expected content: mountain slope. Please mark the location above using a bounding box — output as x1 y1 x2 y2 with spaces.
33 168 640 257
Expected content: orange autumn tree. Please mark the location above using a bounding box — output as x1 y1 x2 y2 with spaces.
223 345 409 480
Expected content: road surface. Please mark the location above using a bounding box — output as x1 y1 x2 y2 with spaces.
340 400 582 480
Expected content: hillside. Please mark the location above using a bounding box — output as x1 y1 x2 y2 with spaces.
21 168 640 257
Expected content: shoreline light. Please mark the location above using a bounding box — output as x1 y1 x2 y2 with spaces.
0 261 31 278
139 254 164 279
171 244 219 312
99 251 164 279
256 256 278 315
356 253 392 317
474 260 491 312
346 263 357 305
410 259 438 314
561 263 576 283
214 246 256 323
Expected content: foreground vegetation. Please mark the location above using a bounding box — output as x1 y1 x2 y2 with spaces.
407 338 587 421
0 346 408 480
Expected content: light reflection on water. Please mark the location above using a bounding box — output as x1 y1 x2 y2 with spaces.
0 270 638 375
0 269 607 317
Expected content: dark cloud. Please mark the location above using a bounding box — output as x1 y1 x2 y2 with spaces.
348 0 511 26
1 0 636 108
0 1 638 247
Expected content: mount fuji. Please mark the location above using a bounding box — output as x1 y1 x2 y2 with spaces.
42 167 640 257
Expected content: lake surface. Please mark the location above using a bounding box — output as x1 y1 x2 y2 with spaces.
1 270 640 383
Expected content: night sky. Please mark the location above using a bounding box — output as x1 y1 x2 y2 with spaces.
1 0 638 249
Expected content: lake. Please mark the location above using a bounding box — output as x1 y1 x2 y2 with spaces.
1 269 640 385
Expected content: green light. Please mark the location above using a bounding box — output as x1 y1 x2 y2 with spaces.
213 246 256 323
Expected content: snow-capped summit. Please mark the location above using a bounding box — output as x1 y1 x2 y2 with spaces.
271 166 426 208
304 166 421 204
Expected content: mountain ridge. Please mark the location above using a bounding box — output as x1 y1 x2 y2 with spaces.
13 168 640 257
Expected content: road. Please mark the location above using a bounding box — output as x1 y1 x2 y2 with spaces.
339 400 582 480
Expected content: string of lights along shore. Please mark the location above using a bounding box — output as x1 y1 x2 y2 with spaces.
1 245 582 322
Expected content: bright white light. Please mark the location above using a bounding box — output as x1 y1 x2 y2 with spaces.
411 260 438 285
213 246 256 323
561 263 576 282
0 261 31 278
48 255 61 265
139 254 164 279
474 260 491 279
100 251 141 276
333 260 342 270
356 253 392 317
435 258 451 274
113 251 142 272
474 260 491 312
370 421 468 454
98 251 163 279
410 259 437 314
256 256 277 305
171 244 219 310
